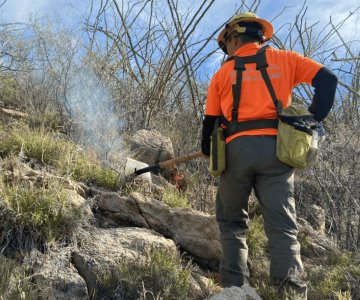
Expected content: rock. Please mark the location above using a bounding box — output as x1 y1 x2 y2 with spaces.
64 189 93 220
25 249 89 300
133 192 222 265
208 285 262 300
95 192 222 266
128 129 174 165
152 174 175 189
95 192 149 228
297 217 338 256
72 226 177 298
0 107 27 122
191 270 221 299
171 207 221 265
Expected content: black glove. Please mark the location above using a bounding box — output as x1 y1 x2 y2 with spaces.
201 115 218 156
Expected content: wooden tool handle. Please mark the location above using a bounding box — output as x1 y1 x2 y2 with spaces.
158 151 203 169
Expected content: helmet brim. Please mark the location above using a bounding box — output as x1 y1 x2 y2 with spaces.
217 17 273 53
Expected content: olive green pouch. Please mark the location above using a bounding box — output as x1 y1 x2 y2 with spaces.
276 103 318 169
209 119 226 176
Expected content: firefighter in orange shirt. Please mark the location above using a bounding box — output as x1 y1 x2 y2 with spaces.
201 12 337 299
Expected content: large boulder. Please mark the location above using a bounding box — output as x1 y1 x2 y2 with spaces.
95 192 222 267
128 129 174 165
297 217 338 256
95 192 149 228
71 226 177 298
24 250 89 300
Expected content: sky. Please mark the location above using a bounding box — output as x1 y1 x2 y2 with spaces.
2 0 358 38
0 0 359 75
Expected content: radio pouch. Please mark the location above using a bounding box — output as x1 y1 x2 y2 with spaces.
276 103 319 169
209 118 226 176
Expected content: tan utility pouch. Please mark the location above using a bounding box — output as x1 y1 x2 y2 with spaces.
276 103 319 169
209 120 226 176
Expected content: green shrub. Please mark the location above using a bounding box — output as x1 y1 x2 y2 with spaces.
28 110 64 131
96 247 192 299
315 267 347 299
162 188 190 209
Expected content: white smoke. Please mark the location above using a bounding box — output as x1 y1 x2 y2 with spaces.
66 68 124 164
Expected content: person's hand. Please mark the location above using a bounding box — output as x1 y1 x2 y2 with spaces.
201 137 211 157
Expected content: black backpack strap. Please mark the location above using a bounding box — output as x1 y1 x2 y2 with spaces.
256 46 282 113
231 56 246 123
223 46 280 138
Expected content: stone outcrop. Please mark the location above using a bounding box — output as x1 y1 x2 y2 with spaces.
128 129 174 165
1 159 87 199
71 226 212 299
25 250 89 300
72 226 177 298
0 152 347 300
297 217 338 256
95 191 222 267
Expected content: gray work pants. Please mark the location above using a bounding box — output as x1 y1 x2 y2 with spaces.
216 135 305 290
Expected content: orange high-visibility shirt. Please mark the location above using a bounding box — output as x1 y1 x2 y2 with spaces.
205 43 323 142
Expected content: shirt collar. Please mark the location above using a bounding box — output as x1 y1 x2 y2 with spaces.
233 43 261 56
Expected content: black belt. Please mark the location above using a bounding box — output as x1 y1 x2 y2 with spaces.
223 119 278 138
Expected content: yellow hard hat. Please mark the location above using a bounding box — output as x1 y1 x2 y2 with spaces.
217 12 274 53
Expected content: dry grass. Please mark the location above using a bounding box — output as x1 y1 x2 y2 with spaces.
0 123 119 190
95 247 193 300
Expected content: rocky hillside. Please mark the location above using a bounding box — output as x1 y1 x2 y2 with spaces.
0 110 359 300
